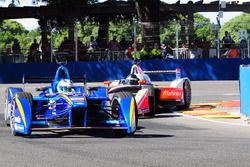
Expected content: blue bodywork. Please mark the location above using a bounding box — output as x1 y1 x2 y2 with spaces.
6 65 137 136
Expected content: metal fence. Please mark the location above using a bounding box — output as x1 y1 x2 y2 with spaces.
1 46 250 63
172 47 250 59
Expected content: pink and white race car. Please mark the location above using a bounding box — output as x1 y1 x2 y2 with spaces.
104 62 191 116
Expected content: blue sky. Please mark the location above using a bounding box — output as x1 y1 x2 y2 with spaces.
0 0 243 30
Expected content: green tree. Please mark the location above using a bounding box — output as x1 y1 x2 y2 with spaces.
0 20 40 55
160 13 213 46
193 13 213 41
160 19 176 45
220 13 250 44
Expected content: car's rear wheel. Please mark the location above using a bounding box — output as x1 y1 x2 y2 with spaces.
145 96 155 116
177 80 191 110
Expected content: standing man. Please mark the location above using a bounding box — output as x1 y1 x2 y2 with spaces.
222 31 232 49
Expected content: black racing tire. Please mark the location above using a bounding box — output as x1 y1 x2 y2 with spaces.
4 98 10 126
4 89 10 126
145 96 155 116
4 88 10 126
142 84 155 117
177 80 191 110
10 92 33 136
111 91 138 136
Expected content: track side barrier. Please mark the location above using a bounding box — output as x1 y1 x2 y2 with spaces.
240 65 250 117
0 58 249 83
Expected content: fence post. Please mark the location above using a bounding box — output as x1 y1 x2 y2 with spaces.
74 25 78 62
50 28 54 62
248 39 250 58
175 19 179 59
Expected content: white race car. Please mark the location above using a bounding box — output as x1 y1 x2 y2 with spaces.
104 62 191 116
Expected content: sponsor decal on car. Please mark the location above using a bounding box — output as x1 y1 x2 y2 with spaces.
71 97 86 101
14 116 21 123
159 88 183 100
15 124 24 132
16 98 27 127
135 89 150 114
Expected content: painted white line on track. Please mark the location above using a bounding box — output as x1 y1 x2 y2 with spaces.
223 93 239 96
177 112 250 127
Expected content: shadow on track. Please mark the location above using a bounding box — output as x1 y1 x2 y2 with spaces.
140 113 182 119
25 129 174 139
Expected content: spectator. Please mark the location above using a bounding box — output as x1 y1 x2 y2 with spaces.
222 31 232 49
202 37 211 59
227 44 239 58
239 38 247 48
59 37 72 52
125 45 134 59
28 39 40 62
88 36 98 52
12 38 21 54
5 44 12 55
189 40 198 59
119 35 128 50
165 44 174 59
150 43 162 59
42 42 51 62
29 39 39 53
139 44 149 59
108 36 120 51
180 42 188 58
195 36 203 58
132 50 141 60
108 36 120 60
161 43 167 56
77 38 86 53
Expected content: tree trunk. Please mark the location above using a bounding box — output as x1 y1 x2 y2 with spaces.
135 0 160 49
97 16 109 49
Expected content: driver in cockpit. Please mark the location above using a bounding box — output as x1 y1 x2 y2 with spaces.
126 74 139 85
57 79 75 93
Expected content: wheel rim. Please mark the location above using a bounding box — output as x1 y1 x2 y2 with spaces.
10 99 16 134
4 99 8 121
112 99 120 119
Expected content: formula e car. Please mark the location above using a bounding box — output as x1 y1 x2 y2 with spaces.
104 62 191 116
4 64 137 136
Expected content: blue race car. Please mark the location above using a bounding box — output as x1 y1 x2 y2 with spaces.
4 64 137 136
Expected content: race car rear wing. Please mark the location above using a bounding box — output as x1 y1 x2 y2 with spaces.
22 76 54 83
143 68 182 79
23 75 87 84
22 75 87 92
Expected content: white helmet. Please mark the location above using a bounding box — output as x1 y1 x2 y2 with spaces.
57 79 73 93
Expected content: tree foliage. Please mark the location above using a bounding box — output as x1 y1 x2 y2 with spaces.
0 20 37 54
160 13 213 46
193 13 213 41
220 13 250 44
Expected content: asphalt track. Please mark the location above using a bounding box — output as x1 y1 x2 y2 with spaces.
1 81 250 167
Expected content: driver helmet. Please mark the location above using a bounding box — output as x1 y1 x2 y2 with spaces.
126 74 139 85
57 79 73 93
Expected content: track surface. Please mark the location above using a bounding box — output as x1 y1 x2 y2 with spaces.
1 81 250 167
